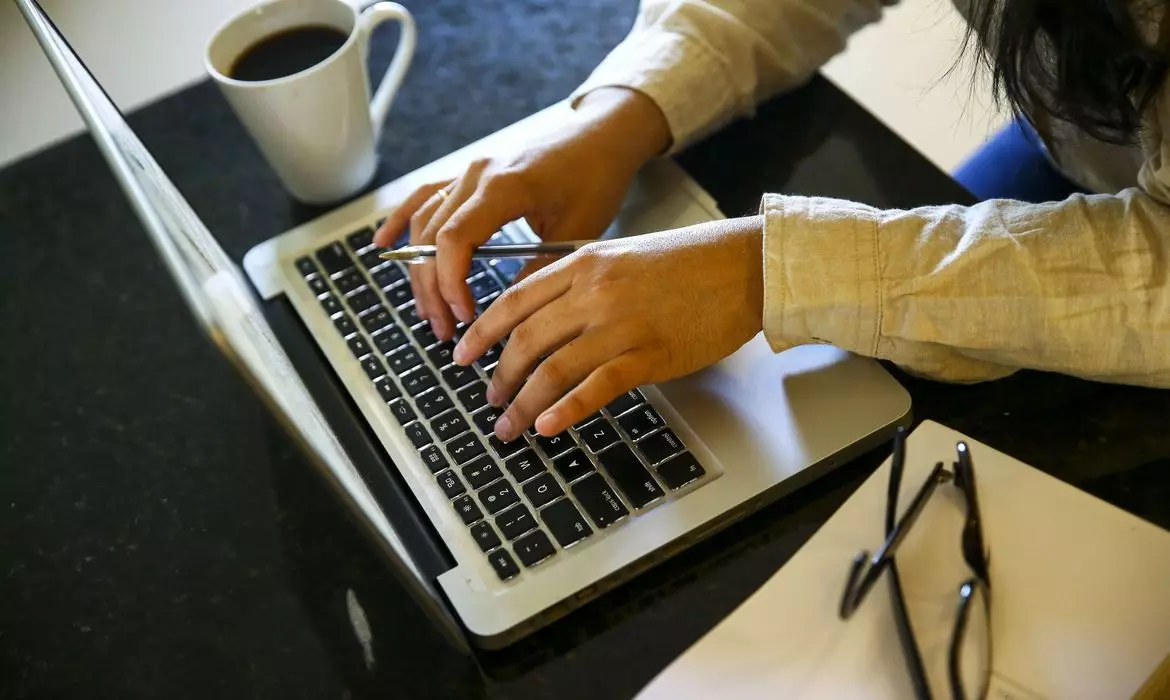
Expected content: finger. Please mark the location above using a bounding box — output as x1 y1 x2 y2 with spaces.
453 258 573 366
407 191 445 320
494 332 634 441
486 296 585 406
534 351 650 436
432 178 531 325
512 256 558 285
374 180 451 248
421 177 487 326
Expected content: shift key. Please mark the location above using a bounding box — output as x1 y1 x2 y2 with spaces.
571 474 629 529
598 443 664 508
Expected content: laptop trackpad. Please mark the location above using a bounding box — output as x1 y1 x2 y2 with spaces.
657 338 909 485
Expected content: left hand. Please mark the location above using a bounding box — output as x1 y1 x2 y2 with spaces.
452 216 766 442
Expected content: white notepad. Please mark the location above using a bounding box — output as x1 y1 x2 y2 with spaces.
637 420 1170 700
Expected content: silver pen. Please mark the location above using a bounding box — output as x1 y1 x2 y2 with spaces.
379 240 591 264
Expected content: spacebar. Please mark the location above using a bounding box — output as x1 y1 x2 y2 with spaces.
598 444 664 508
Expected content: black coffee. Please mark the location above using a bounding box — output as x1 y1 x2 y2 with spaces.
229 25 348 82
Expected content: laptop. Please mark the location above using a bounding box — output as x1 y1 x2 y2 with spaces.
18 0 912 652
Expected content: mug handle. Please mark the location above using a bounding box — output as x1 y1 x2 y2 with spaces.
357 2 417 141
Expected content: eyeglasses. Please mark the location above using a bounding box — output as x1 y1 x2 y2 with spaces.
838 427 992 700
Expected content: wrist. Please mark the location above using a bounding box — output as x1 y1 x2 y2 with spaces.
572 87 672 174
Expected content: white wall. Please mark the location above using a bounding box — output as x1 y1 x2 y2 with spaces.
0 0 1003 172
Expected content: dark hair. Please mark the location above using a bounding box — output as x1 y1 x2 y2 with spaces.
963 0 1170 144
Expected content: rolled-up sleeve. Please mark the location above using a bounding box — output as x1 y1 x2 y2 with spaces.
569 0 894 153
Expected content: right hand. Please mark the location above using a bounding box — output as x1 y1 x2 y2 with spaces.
373 87 672 340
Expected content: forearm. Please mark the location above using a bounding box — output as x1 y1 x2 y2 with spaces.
760 190 1170 388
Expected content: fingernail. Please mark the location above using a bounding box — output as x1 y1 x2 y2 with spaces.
456 305 475 324
535 411 557 436
453 340 470 365
494 415 514 441
486 384 500 406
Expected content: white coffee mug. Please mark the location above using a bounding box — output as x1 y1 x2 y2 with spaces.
205 0 416 204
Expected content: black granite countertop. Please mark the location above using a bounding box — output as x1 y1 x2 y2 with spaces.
3 1 1169 698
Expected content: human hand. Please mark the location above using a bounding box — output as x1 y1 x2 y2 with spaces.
451 216 766 442
372 88 672 341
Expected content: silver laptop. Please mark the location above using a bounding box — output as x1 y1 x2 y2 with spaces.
19 0 911 652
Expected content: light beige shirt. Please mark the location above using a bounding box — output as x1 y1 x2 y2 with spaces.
569 0 1170 388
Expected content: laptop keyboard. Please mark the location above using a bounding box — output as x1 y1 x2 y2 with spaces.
294 226 707 582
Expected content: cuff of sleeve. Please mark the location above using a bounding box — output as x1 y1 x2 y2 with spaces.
760 194 882 357
568 30 737 156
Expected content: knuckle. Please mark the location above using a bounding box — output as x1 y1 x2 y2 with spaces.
506 322 535 357
535 358 569 390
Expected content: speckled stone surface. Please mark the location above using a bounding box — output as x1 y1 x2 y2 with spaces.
3 1 1169 698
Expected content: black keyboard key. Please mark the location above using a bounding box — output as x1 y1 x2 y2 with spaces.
333 314 357 337
470 521 501 552
446 433 485 465
386 346 423 376
316 241 352 274
607 389 645 417
495 504 536 540
574 412 602 429
453 381 486 414
487 548 519 581
307 274 330 296
384 283 413 308
444 366 480 393
427 342 457 368
347 335 372 359
419 445 448 473
477 343 503 368
402 368 438 397
618 405 665 441
399 304 422 327
404 422 432 448
452 495 482 525
578 418 620 453
333 269 366 295
468 274 502 301
540 499 592 548
388 399 415 426
513 530 555 568
598 443 663 508
347 288 381 314
472 406 503 435
372 264 406 290
638 428 685 465
358 248 387 271
572 474 629 529
479 479 520 516
523 473 563 509
461 455 502 490
417 390 455 419
536 431 574 459
468 260 488 278
346 227 374 252
372 325 407 354
412 324 439 348
320 293 343 317
489 434 527 459
505 449 546 483
430 409 467 441
436 469 465 499
553 448 593 482
360 306 395 333
295 256 318 277
360 356 386 380
374 376 401 402
491 257 523 281
477 292 500 312
657 452 705 490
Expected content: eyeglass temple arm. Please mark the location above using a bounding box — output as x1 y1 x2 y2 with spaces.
839 461 949 619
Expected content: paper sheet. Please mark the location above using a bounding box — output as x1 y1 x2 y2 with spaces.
637 420 1170 700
